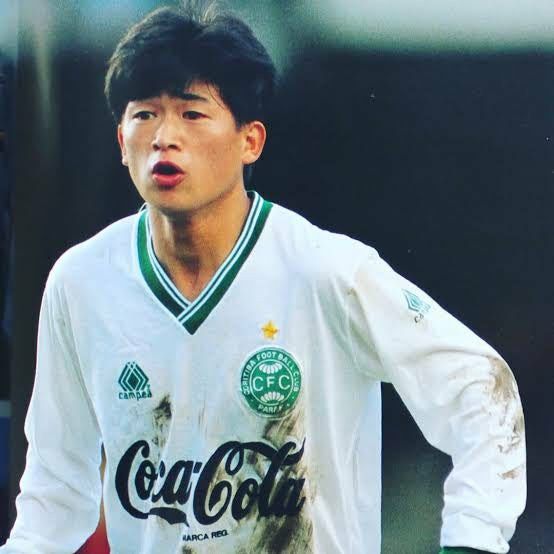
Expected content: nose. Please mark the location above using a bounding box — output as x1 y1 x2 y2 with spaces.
151 116 182 151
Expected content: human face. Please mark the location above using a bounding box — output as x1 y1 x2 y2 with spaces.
117 81 265 217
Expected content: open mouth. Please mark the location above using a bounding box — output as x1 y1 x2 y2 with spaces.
152 161 184 175
151 161 185 187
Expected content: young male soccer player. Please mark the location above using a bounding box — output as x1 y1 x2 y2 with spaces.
2 4 526 553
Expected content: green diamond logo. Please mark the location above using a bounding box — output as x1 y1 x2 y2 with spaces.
240 347 302 418
118 362 152 400
403 289 431 314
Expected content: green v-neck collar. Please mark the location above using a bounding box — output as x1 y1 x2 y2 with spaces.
136 191 272 335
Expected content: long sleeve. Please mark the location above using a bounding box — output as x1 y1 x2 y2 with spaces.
1 274 103 553
346 251 526 554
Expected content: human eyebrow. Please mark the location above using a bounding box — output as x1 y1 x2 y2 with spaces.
177 92 209 102
127 99 155 110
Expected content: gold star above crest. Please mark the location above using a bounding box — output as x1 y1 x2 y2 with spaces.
261 320 279 340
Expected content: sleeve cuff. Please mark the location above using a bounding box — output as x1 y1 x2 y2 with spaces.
439 546 489 554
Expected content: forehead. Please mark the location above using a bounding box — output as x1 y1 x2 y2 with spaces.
128 81 227 108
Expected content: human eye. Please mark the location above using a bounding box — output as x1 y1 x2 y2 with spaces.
183 110 204 120
133 110 155 121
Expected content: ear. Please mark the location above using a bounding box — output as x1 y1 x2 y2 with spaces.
241 121 267 165
117 124 128 166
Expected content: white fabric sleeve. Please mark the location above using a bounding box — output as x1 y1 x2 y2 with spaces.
1 276 102 553
346 251 526 554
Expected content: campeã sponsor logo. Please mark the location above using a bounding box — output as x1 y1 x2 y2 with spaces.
402 289 431 323
118 362 152 400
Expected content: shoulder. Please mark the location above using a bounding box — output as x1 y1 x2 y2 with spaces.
47 213 138 290
266 201 379 284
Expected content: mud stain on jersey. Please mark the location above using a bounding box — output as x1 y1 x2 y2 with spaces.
263 407 316 501
490 358 517 404
197 396 206 432
152 394 172 449
181 546 196 554
248 512 314 554
488 358 524 454
201 405 315 552
244 408 315 553
154 395 172 421
263 407 302 444
506 411 525 453
499 463 525 480
267 513 313 553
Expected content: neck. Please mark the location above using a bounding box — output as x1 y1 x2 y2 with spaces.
148 187 251 300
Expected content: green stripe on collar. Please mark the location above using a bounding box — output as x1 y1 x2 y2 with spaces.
136 191 272 334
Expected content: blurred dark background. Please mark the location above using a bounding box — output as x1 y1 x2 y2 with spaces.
1 1 553 552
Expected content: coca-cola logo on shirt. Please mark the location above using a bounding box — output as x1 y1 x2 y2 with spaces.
115 439 306 526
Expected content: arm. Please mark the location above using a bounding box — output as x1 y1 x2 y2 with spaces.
1 274 103 553
347 251 526 554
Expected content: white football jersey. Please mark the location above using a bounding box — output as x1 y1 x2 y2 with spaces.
2 192 525 553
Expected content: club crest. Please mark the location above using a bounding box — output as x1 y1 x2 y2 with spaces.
239 347 302 418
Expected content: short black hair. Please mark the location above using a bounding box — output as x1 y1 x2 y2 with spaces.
104 2 276 128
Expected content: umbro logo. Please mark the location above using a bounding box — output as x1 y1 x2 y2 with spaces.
118 362 152 400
